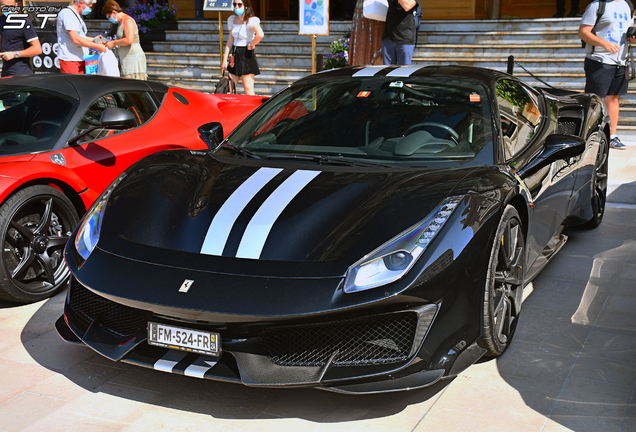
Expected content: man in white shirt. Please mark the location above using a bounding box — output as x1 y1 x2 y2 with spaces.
56 0 105 74
579 0 635 149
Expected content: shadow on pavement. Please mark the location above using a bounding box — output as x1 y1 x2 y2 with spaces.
607 182 636 205
19 290 453 422
493 209 636 431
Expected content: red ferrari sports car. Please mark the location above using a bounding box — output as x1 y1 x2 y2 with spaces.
0 74 264 303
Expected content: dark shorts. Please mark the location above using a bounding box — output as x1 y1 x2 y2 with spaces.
584 57 628 98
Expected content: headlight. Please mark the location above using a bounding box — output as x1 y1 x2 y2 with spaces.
344 197 462 293
74 173 127 260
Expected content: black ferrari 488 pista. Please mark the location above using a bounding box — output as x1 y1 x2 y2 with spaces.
57 65 609 394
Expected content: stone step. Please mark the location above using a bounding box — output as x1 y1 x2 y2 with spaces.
150 75 287 94
147 52 314 68
150 41 333 54
419 18 582 33
420 31 580 45
168 19 351 33
412 58 585 72
147 64 308 81
162 30 347 44
156 30 579 45
86 19 351 34
146 56 587 73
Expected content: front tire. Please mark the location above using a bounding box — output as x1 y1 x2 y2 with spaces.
478 205 525 357
0 185 79 303
584 133 609 229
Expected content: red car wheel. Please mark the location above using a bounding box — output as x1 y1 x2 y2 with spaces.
0 185 79 303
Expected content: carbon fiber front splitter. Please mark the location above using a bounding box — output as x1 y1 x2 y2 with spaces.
56 303 446 394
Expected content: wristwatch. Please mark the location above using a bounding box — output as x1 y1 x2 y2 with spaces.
14 52 19 58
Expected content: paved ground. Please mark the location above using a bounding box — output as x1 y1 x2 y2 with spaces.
1 142 636 432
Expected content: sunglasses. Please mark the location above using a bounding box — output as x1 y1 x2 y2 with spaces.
233 2 243 6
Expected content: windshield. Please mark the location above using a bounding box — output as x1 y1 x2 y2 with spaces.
0 87 75 156
226 76 494 167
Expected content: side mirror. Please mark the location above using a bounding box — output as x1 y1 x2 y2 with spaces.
68 107 138 146
198 122 224 149
541 134 587 161
99 107 138 129
519 134 586 177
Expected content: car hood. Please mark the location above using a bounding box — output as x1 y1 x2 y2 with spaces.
97 150 478 276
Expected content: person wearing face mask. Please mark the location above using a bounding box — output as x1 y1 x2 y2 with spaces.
102 0 146 80
56 0 106 74
0 0 42 76
222 0 264 95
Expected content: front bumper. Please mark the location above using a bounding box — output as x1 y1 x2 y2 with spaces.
57 276 448 394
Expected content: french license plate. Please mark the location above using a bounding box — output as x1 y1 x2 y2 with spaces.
148 322 220 356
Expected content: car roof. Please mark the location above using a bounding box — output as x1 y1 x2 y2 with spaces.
0 74 169 100
309 65 507 86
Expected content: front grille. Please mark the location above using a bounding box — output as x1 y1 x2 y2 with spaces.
68 280 147 337
259 312 418 367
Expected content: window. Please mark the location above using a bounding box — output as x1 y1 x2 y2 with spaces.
0 88 75 155
227 76 495 167
73 92 158 145
495 79 542 160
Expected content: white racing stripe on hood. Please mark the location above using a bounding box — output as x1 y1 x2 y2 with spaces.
200 167 282 256
236 170 321 259
352 66 390 77
386 65 424 77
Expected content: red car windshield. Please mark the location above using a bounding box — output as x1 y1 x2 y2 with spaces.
0 88 75 156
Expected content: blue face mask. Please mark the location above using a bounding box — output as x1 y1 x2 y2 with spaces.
82 6 92 16
108 16 117 24
3 11 11 16
234 7 244 15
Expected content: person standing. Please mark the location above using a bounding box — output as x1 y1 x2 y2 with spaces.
381 0 417 65
222 0 263 95
56 0 106 74
579 0 635 149
102 0 147 80
0 0 42 77
348 0 385 66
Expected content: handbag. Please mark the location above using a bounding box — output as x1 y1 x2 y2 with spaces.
363 0 389 21
97 50 120 77
627 44 636 81
228 45 236 69
214 69 236 94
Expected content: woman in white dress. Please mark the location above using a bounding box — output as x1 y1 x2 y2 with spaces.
222 0 264 95
102 0 147 80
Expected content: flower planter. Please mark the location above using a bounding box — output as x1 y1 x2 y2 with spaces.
139 21 178 52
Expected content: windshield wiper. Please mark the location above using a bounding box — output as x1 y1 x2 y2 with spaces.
264 154 395 168
216 143 261 159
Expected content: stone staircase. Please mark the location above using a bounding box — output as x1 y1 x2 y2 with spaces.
88 20 349 96
415 18 636 130
86 17 636 129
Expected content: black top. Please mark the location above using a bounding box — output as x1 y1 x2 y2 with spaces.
382 0 417 45
0 14 38 76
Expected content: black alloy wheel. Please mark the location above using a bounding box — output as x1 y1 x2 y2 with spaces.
0 185 79 303
478 205 525 357
584 134 609 228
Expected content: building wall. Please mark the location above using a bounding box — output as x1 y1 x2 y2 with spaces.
501 0 592 18
422 0 488 20
173 0 594 20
